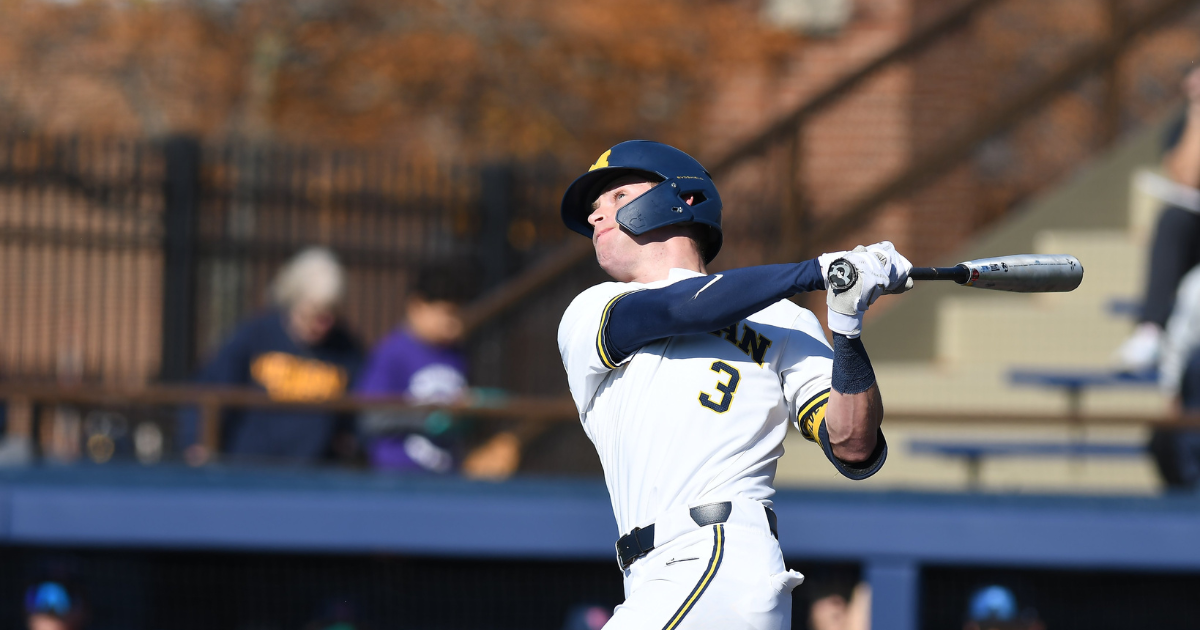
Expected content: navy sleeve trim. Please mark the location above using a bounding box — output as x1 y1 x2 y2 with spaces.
796 388 831 444
816 422 888 481
796 387 886 479
597 290 640 368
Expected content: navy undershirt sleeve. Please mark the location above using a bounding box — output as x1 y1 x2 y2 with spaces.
604 260 826 362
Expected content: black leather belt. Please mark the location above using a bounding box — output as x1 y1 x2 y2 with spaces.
616 501 778 570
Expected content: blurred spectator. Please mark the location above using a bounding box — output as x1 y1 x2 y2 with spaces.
1150 264 1200 488
809 582 869 630
180 247 364 465
358 266 473 402
963 585 1044 630
25 581 85 630
561 603 612 630
356 265 519 478
356 266 473 473
1118 66 1200 370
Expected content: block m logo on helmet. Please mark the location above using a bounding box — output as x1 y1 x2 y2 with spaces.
589 149 612 171
561 140 724 263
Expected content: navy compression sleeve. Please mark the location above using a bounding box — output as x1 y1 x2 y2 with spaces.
831 333 876 394
602 260 826 363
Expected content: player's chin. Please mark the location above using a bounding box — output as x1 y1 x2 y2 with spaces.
595 255 620 279
592 239 613 264
595 250 633 282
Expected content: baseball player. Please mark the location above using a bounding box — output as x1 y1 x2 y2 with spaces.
557 141 911 629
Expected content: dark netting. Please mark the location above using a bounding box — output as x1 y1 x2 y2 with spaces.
921 564 1200 630
0 547 624 630
0 546 858 630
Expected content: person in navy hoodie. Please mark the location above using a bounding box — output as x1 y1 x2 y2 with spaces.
181 247 364 465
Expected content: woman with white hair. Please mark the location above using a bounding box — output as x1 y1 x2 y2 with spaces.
180 247 365 465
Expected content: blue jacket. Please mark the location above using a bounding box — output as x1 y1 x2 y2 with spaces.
180 310 364 463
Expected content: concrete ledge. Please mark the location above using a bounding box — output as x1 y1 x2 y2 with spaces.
1 466 1199 571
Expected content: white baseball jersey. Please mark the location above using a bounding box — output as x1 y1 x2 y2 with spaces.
558 268 834 536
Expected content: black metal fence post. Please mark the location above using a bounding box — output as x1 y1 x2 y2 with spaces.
160 136 201 382
469 164 517 390
479 163 515 289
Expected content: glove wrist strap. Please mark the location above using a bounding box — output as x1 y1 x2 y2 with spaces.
826 310 863 338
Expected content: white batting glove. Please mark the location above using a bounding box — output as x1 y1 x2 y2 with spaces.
819 246 889 338
862 241 914 294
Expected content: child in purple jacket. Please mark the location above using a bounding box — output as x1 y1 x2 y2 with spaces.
356 267 474 472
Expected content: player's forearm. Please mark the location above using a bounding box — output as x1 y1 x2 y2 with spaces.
606 260 825 357
826 385 883 462
1164 107 1200 187
826 333 884 463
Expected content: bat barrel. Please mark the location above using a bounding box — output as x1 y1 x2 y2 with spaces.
942 254 1083 292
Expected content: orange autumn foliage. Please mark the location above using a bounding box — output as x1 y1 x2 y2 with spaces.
0 0 802 163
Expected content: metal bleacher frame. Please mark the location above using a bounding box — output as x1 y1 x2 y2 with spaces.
906 369 1161 488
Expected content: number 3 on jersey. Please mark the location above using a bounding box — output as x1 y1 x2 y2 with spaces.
699 361 741 413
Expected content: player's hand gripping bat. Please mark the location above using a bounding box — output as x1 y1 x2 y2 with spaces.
908 254 1083 292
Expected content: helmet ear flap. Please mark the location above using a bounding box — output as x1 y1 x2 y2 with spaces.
614 182 693 235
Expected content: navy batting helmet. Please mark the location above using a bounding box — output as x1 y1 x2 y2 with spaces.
561 140 723 263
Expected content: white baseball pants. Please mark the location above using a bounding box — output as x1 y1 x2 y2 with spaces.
605 498 805 630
